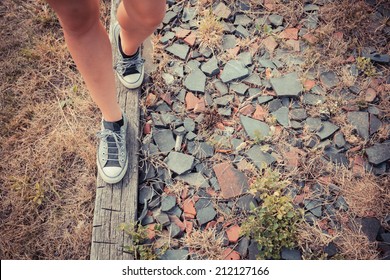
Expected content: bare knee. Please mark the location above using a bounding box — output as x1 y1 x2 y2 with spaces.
123 0 166 29
48 0 100 37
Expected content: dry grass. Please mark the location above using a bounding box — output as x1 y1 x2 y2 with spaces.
297 222 339 260
197 10 224 51
334 221 380 260
0 0 112 259
183 228 225 260
334 168 390 218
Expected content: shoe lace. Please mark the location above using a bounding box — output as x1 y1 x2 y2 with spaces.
96 129 124 162
114 57 145 75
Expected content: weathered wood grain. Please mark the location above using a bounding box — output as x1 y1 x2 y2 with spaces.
90 0 139 260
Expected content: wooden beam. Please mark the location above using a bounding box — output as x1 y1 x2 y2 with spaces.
90 0 139 260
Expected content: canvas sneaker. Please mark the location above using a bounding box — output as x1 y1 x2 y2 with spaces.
96 113 128 184
113 22 145 89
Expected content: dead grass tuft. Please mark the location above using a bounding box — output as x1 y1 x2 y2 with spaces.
334 167 390 218
334 220 380 260
197 10 224 51
183 228 225 260
297 222 339 260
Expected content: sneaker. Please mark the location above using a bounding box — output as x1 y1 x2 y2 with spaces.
113 22 145 89
96 113 128 184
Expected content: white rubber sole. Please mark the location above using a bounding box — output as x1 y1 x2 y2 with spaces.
97 156 128 184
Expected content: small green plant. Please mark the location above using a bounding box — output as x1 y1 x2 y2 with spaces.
242 167 302 259
120 222 162 260
356 57 376 76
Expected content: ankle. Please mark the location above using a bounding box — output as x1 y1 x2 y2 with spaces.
118 31 139 57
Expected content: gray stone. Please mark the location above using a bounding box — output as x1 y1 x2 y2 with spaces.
166 43 190 60
230 83 249 95
167 205 183 218
168 223 182 238
237 194 258 211
281 248 302 260
195 198 212 211
324 242 338 258
186 131 197 141
182 7 197 22
363 52 390 64
368 105 380 115
155 102 171 112
240 115 270 140
214 80 229 95
155 212 170 226
320 71 339 88
160 31 175 44
210 177 220 191
153 129 175 153
258 59 277 69
149 195 161 209
270 72 303 97
268 99 283 112
334 196 349 211
214 95 233 106
333 132 346 148
161 195 177 212
141 215 154 226
305 13 319 29
358 217 381 242
365 141 390 165
347 111 369 140
243 74 262 86
303 93 325 105
306 117 322 132
269 14 284 26
218 107 232 116
304 4 320 11
201 56 220 77
185 60 201 73
370 114 382 135
222 35 237 50
163 11 177 24
324 146 349 166
290 108 308 121
183 117 196 132
246 145 276 168
213 2 231 19
248 241 260 260
235 25 250 38
165 151 195 175
291 120 303 129
237 237 250 258
220 60 249 83
187 142 214 159
316 121 339 140
200 46 213 58
272 106 290 127
304 199 322 218
160 249 188 260
176 172 209 188
237 52 253 67
258 95 274 104
184 68 206 93
197 206 217 225
234 14 252 26
139 186 154 204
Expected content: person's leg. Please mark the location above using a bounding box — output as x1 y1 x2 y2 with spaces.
46 0 121 122
117 0 166 56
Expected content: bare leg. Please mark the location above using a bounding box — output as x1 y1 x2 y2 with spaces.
117 0 166 55
46 0 121 122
